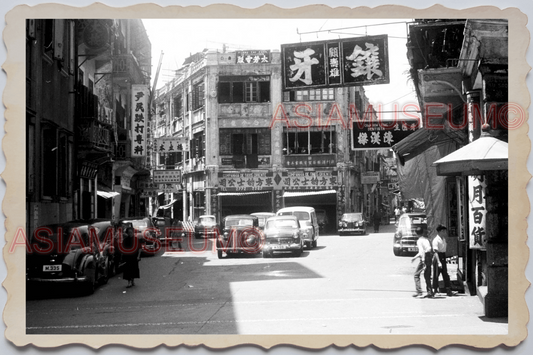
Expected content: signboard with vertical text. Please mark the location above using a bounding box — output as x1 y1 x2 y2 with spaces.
131 84 149 157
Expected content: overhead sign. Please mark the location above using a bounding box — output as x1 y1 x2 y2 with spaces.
361 172 380 184
155 137 189 152
352 120 418 150
281 35 389 91
131 84 149 157
153 170 182 184
236 50 270 64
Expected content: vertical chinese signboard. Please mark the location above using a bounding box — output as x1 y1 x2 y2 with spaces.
131 84 149 157
281 35 389 90
468 175 487 249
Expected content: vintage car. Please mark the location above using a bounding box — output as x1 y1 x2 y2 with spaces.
194 215 220 239
152 216 186 248
262 215 304 258
276 206 319 248
393 213 428 256
117 217 160 256
338 212 367 235
216 214 264 258
250 212 276 231
26 219 115 294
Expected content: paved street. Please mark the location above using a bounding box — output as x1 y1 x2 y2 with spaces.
26 224 508 335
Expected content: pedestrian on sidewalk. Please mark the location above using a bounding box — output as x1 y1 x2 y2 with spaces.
122 226 141 288
372 209 382 233
411 226 434 298
394 207 400 223
432 224 456 296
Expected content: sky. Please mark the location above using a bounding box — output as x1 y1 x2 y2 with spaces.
142 18 418 117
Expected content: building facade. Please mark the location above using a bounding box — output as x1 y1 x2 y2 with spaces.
152 49 382 229
26 19 152 233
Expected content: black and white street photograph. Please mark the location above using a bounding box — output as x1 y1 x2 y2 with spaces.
1 0 531 354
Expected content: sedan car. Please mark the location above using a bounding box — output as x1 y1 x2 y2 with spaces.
26 219 115 294
262 215 304 258
194 215 220 239
216 214 264 258
117 217 160 256
152 216 185 249
393 213 428 256
338 213 367 235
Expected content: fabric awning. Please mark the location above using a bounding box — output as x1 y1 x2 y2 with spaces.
392 129 449 165
97 191 120 199
218 191 271 197
432 133 508 176
159 199 178 209
283 190 336 198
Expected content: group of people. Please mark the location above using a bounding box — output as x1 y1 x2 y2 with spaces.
411 224 457 298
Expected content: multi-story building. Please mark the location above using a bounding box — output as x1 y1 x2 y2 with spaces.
26 19 151 233
152 48 381 230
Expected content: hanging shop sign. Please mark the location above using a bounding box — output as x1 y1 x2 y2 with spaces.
281 171 338 190
153 170 182 184
468 175 487 250
236 50 271 64
352 120 418 150
218 172 274 192
131 84 149 157
361 172 380 184
155 137 189 152
281 35 389 91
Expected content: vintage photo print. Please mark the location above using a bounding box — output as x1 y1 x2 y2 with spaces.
1 1 530 352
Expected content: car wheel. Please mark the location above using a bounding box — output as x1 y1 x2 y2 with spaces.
83 264 97 295
312 240 317 248
293 249 302 257
393 248 401 256
217 248 223 259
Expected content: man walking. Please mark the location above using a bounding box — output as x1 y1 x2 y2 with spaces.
411 227 433 298
432 224 456 296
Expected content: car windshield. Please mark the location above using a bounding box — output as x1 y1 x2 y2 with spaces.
342 214 363 222
226 218 253 227
279 211 310 220
123 220 148 228
410 216 427 224
200 216 216 224
266 219 298 230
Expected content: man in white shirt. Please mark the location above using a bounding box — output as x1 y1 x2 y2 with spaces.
411 226 434 298
432 224 455 296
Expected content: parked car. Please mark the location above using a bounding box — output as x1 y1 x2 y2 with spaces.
152 216 186 248
393 213 428 256
194 215 219 239
216 214 264 258
251 212 276 231
276 206 319 248
262 215 304 258
26 219 115 294
117 217 160 256
338 212 367 235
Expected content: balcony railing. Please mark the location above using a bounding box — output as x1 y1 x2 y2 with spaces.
78 121 113 152
112 53 145 84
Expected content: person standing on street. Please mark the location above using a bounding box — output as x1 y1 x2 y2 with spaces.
394 207 400 222
432 224 456 296
411 226 434 298
372 209 382 233
122 226 141 288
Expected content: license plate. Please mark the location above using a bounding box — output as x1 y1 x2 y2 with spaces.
408 247 417 252
272 245 287 250
43 265 62 272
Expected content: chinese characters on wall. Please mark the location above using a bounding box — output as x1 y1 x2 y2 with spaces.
281 35 389 90
218 171 339 191
131 84 149 157
468 175 487 249
352 121 418 149
236 50 271 64
155 137 189 153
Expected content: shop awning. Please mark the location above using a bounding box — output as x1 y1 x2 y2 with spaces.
218 191 271 197
97 191 120 199
159 199 178 209
283 190 337 198
392 129 449 165
432 133 508 176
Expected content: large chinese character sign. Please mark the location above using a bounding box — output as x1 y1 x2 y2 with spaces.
468 175 487 250
131 84 149 157
281 35 389 90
